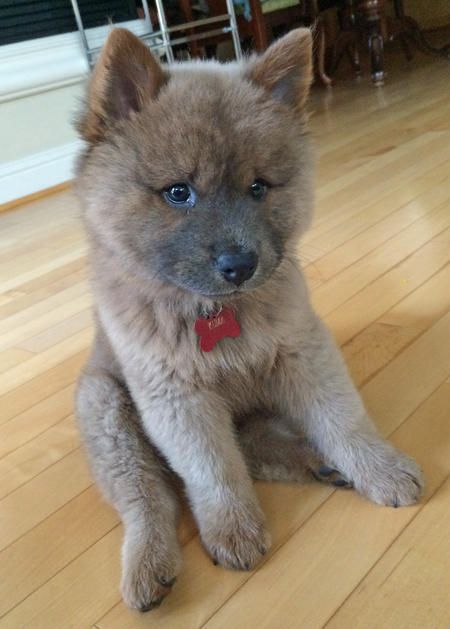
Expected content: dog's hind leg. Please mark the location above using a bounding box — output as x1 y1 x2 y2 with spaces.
237 413 352 488
76 328 181 612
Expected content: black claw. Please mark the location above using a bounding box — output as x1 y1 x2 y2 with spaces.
392 500 399 508
258 546 267 556
138 597 164 613
318 465 336 477
244 561 251 570
333 478 350 487
212 557 219 566
157 575 176 587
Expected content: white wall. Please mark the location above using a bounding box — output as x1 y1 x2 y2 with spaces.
0 83 84 165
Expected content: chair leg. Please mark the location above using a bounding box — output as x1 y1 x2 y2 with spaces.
368 30 385 85
314 18 333 86
358 0 387 85
248 0 268 51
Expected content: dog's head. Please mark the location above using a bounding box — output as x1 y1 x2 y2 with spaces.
76 28 313 298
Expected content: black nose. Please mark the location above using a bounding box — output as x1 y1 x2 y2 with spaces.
215 251 258 286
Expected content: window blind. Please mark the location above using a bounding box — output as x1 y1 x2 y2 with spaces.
0 0 139 46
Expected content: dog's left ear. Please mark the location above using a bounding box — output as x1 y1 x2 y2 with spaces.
246 28 313 111
78 28 166 145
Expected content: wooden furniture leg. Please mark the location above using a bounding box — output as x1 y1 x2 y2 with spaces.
179 0 200 57
330 0 361 77
358 0 386 85
313 16 333 86
248 0 268 51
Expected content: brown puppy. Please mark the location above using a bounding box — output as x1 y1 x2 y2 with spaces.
75 28 424 612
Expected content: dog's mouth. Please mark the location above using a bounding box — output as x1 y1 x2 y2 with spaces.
157 251 285 301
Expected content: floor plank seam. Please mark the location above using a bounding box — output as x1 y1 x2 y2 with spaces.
0 445 80 501
321 233 449 324
0 479 93 555
0 521 122 622
309 154 450 237
311 200 450 284
0 407 75 451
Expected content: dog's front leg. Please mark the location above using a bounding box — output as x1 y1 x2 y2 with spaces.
270 316 424 507
128 381 271 570
76 350 182 611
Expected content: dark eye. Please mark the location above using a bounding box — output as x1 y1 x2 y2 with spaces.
163 183 196 208
250 179 269 201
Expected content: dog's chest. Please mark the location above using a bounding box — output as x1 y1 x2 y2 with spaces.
178 306 279 388
101 292 281 408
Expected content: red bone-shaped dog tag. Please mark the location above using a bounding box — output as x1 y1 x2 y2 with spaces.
194 307 241 352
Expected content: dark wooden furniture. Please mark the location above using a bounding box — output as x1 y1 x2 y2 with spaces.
345 0 450 85
244 0 335 85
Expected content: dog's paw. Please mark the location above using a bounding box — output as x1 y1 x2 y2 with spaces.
355 445 424 508
121 534 181 612
201 508 271 571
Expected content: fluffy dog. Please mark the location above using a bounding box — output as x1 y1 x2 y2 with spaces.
75 27 424 611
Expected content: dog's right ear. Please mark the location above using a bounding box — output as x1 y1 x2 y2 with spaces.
246 28 313 112
78 28 166 145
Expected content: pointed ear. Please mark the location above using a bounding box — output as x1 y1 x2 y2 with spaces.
246 28 313 111
78 28 166 144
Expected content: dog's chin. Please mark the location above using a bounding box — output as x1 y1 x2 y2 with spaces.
177 277 272 301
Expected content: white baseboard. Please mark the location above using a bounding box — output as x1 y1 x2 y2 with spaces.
0 140 84 205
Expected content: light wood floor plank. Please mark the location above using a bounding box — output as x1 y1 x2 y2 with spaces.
0 415 78 499
0 348 33 375
0 350 87 424
0 247 87 295
314 133 450 224
0 486 118 619
315 94 450 183
0 265 86 320
0 384 75 454
0 294 91 352
0 281 88 336
324 229 449 345
313 207 449 318
307 151 450 243
326 467 450 629
0 328 92 397
343 264 450 387
300 157 450 270
0 449 91 552
18 308 93 353
307 180 450 276
361 313 450 436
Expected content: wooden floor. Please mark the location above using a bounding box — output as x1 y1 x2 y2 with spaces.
1 50 450 629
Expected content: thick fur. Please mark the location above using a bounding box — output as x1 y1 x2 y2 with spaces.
75 28 424 611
